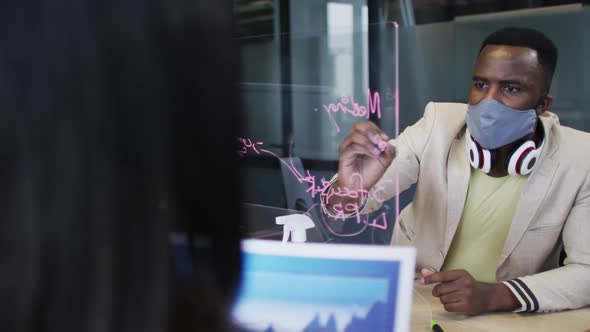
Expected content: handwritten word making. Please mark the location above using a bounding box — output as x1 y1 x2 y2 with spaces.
316 89 382 133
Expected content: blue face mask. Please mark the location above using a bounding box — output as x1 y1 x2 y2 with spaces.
466 99 538 150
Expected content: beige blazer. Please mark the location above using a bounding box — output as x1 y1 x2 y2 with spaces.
363 102 590 312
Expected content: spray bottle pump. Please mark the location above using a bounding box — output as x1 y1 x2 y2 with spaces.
275 214 315 243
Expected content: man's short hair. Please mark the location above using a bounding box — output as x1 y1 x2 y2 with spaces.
479 27 558 92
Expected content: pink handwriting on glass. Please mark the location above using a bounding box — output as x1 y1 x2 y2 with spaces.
330 201 388 230
236 138 390 233
316 89 381 133
237 137 264 157
237 137 330 198
319 198 388 238
321 173 391 208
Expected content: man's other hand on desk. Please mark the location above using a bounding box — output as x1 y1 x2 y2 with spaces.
421 268 521 315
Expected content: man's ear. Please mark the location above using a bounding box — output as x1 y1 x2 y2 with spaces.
536 95 553 115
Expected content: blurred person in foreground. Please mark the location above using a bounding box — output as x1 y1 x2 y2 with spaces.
0 1 242 331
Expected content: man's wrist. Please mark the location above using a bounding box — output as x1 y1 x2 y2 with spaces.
488 282 521 312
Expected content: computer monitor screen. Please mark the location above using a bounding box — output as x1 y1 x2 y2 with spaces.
232 239 416 332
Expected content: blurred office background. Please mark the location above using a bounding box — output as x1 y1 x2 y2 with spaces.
235 0 590 244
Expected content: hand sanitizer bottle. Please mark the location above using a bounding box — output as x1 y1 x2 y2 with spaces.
275 214 315 243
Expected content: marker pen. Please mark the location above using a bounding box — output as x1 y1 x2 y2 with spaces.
431 320 444 332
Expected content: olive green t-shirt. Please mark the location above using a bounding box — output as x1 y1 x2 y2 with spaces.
442 168 528 283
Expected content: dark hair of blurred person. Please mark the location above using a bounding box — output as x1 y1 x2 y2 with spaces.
0 1 242 331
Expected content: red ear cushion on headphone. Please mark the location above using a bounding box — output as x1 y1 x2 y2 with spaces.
508 141 537 176
514 147 535 175
467 136 492 173
519 147 541 175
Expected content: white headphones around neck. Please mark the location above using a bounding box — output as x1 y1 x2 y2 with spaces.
466 133 545 176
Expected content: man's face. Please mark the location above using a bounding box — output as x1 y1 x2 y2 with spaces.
469 44 548 114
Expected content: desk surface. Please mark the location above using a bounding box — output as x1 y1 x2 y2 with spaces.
411 283 590 332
